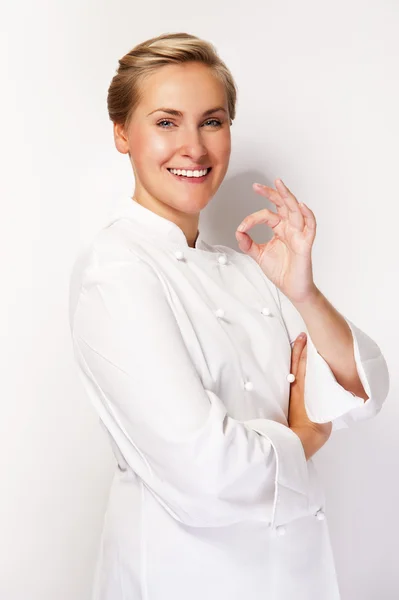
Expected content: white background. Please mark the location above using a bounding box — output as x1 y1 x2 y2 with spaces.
1 0 398 598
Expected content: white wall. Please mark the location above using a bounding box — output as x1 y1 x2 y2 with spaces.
1 0 398 598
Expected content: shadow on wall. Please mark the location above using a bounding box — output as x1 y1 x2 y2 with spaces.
200 170 277 251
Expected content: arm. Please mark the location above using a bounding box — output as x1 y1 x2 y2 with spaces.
234 175 390 433
275 285 390 432
291 286 368 399
69 248 313 529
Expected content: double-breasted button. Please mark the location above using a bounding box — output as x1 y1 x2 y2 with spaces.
244 381 254 391
218 254 227 265
215 308 225 319
174 250 184 260
261 307 272 316
315 509 326 521
275 525 286 536
287 373 296 383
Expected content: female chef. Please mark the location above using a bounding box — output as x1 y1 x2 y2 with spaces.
69 32 390 600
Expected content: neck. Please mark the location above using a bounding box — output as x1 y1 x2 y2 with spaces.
190 230 200 248
132 193 200 248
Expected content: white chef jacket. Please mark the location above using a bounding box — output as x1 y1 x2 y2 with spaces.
68 197 390 600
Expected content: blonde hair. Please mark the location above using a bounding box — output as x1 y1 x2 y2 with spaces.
107 32 238 131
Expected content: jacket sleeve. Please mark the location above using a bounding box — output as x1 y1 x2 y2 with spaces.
69 249 312 529
274 286 390 432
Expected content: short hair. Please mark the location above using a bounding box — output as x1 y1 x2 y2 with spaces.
107 32 238 130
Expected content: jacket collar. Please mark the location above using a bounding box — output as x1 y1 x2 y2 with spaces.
109 198 204 249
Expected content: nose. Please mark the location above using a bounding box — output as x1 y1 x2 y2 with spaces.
178 127 208 162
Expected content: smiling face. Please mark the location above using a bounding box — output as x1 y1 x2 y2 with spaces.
113 61 231 229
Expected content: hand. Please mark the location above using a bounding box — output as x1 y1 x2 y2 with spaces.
288 333 332 460
235 179 318 304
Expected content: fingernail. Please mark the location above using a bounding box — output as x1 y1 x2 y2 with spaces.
298 332 307 339
237 223 246 232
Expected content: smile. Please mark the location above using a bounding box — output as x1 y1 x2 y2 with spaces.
167 167 212 184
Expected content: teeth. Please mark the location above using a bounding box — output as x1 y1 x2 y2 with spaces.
168 168 209 178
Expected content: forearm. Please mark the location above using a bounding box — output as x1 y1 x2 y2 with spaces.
291 286 368 400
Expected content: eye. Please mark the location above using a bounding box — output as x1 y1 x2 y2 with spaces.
156 119 222 129
204 119 222 127
157 120 174 128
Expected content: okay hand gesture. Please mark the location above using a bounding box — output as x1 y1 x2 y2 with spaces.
235 179 318 303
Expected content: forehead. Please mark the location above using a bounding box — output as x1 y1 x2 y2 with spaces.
139 63 227 111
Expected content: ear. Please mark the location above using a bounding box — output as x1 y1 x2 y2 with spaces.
113 122 130 155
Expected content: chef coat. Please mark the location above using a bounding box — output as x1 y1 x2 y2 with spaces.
68 197 390 600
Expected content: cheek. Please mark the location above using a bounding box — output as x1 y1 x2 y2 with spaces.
212 131 231 161
144 130 173 164
131 130 172 168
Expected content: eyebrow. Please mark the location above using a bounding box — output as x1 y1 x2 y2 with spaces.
147 106 227 117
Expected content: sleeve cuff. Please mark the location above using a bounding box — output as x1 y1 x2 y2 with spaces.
243 419 310 527
304 316 390 432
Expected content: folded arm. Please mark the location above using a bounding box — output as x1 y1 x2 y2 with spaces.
275 285 390 432
70 248 314 529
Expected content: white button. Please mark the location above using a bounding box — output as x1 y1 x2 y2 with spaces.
261 307 272 316
315 509 325 521
218 254 227 265
287 373 296 383
244 381 254 391
174 250 184 260
215 308 225 319
276 525 286 536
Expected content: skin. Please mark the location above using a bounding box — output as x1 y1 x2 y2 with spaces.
113 61 232 248
289 335 332 460
236 180 318 303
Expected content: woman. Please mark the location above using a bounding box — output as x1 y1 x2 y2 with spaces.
69 32 390 600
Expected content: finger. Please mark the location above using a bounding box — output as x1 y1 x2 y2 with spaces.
275 179 305 231
234 231 263 262
236 207 282 234
298 202 317 236
290 334 307 375
252 183 289 220
296 342 308 377
274 179 301 213
236 208 282 262
253 183 285 208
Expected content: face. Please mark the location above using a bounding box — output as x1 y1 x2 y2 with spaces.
114 62 231 220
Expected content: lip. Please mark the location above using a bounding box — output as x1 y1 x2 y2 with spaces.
167 167 212 184
167 167 211 171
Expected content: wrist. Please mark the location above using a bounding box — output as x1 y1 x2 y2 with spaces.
290 426 325 461
290 284 321 310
